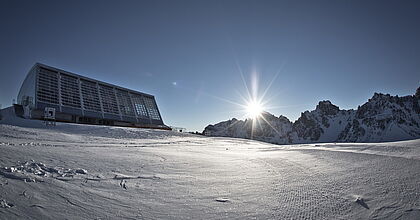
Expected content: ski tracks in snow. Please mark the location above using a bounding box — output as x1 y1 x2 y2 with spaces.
253 155 350 219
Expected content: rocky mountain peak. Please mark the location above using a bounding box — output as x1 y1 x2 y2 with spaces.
370 93 394 103
278 115 291 122
315 100 340 115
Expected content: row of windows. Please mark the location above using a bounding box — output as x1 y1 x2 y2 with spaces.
131 94 148 117
144 97 161 120
81 80 102 112
36 67 162 121
37 68 59 104
99 85 120 114
116 89 135 116
60 74 81 108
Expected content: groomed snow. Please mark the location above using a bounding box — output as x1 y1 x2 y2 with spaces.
0 107 419 219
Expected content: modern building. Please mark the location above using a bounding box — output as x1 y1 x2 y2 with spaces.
17 63 168 129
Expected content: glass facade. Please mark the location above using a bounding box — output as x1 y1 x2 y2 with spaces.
81 80 101 112
99 84 120 115
116 89 135 116
60 74 81 108
37 67 59 104
20 63 164 126
143 96 161 120
131 94 149 118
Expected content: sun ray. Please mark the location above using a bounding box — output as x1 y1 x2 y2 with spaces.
260 61 286 101
185 87 246 109
264 103 312 112
235 90 251 106
217 109 249 115
259 114 283 137
251 116 256 139
235 57 253 102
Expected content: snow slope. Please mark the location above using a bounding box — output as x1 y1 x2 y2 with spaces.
1 108 420 219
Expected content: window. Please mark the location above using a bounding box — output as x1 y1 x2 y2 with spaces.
115 89 135 116
143 96 161 120
99 85 119 114
81 80 101 112
131 94 148 118
37 67 59 104
60 74 81 108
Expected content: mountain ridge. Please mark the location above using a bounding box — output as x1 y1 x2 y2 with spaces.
203 87 420 144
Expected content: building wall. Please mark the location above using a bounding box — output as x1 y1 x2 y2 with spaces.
17 66 37 108
23 63 164 126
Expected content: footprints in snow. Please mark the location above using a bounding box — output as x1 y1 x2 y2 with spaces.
120 179 127 190
114 174 160 190
352 195 370 209
215 197 230 203
0 199 14 208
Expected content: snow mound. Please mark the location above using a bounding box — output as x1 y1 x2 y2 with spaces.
0 199 14 208
0 160 88 183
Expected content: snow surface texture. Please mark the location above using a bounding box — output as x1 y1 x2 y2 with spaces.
204 88 420 144
1 107 420 219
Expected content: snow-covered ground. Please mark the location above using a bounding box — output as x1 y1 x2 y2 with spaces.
0 108 419 219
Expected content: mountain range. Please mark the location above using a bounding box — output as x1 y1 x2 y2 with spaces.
203 87 420 144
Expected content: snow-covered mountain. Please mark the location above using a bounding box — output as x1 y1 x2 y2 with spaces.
203 113 295 144
204 87 420 144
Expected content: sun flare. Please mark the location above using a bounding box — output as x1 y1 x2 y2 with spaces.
246 100 264 119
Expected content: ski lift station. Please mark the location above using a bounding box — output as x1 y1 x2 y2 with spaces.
16 63 169 129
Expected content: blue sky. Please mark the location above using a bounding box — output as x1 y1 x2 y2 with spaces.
0 0 419 131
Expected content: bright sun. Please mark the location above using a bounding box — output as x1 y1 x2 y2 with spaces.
246 100 263 119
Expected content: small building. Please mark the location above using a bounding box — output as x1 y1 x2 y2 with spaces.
170 126 186 132
17 63 169 129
